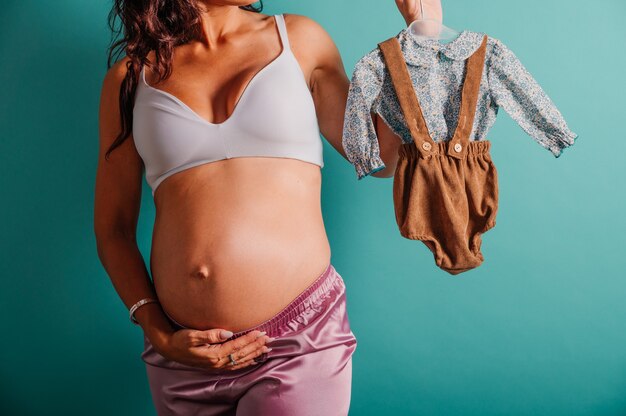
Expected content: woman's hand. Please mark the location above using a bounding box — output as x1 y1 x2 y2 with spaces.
155 328 273 371
395 0 442 26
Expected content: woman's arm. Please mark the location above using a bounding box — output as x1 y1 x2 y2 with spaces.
94 57 176 351
284 14 402 179
284 1 435 178
94 59 271 370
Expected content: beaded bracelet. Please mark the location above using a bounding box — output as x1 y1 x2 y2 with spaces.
129 297 159 325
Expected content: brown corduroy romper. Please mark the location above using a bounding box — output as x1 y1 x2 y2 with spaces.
378 35 499 275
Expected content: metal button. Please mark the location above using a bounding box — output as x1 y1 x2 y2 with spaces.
454 143 462 152
422 142 432 151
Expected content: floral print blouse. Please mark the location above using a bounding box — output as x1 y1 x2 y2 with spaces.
341 28 578 180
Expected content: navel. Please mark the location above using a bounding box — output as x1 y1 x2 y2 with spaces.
191 264 211 280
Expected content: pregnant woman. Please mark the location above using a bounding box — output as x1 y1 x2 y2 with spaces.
94 0 423 414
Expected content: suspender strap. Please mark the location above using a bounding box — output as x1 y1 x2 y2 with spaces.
447 35 488 158
378 37 435 158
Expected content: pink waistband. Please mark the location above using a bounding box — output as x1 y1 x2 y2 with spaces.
163 263 340 339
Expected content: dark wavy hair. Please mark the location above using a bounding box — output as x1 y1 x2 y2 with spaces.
104 1 264 160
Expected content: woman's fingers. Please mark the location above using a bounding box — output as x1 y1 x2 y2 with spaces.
395 0 442 25
225 343 272 369
215 336 273 369
395 0 420 22
216 330 270 355
210 331 271 366
187 329 272 368
187 328 245 347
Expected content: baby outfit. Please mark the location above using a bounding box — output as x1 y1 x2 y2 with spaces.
342 28 577 274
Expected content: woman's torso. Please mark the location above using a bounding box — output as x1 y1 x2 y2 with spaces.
133 13 331 332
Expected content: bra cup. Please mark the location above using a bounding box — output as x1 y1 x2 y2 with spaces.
225 54 321 159
133 92 225 189
131 14 324 195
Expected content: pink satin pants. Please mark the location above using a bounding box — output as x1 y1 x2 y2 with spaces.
140 263 358 415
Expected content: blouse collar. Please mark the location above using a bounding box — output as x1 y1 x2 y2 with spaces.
396 28 486 67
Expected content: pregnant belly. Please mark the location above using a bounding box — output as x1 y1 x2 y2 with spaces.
148 159 331 332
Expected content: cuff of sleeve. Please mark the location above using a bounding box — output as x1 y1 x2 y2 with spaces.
355 158 386 180
547 129 578 158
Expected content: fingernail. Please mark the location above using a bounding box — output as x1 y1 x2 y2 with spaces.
265 347 273 352
256 331 267 338
267 337 277 342
220 330 234 339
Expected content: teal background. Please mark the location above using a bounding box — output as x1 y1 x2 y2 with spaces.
1 0 624 414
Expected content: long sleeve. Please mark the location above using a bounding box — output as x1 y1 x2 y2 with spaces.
342 52 387 180
487 38 578 157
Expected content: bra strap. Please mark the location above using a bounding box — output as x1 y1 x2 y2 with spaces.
446 35 488 159
378 37 435 159
275 14 291 51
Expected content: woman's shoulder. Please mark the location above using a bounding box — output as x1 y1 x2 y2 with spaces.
282 12 322 30
281 13 343 73
101 56 132 100
282 12 335 50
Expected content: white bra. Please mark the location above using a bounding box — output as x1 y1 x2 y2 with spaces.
133 13 324 196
